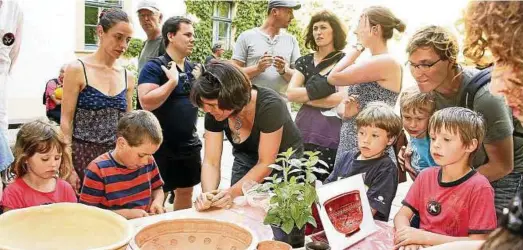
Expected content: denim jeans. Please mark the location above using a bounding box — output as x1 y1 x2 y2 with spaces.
491 172 523 215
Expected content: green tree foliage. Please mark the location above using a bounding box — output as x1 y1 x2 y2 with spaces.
185 0 214 63
123 38 144 59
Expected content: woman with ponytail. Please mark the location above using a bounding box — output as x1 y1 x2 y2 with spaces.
61 8 135 192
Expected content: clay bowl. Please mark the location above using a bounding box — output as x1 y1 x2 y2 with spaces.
0 203 133 250
128 218 257 250
323 190 363 236
256 240 292 250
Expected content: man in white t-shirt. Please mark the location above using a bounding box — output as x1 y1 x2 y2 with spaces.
0 0 23 132
231 0 301 97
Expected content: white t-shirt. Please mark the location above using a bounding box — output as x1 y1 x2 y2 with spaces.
0 0 23 131
232 28 301 96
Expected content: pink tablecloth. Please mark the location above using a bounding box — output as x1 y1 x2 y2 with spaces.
129 204 394 250
310 220 395 250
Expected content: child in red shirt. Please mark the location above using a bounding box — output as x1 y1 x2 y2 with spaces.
1 120 77 212
394 107 497 249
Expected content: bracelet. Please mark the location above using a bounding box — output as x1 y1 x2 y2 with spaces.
279 67 286 75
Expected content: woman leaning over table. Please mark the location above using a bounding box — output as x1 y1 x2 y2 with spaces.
190 61 303 211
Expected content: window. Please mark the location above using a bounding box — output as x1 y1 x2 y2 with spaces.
84 0 122 50
212 1 232 50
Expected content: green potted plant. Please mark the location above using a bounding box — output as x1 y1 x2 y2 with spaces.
262 148 329 248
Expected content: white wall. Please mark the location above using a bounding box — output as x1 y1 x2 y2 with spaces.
7 0 77 123
6 0 185 123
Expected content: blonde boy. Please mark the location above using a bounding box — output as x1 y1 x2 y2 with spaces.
399 87 437 180
394 107 496 249
325 102 402 221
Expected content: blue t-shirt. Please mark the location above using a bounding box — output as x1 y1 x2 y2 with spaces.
410 135 437 172
138 54 201 156
324 151 398 221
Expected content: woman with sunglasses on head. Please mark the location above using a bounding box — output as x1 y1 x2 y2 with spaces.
286 10 347 181
326 6 405 164
406 25 523 216
61 8 134 193
191 61 303 211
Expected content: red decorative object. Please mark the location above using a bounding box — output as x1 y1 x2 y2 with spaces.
323 191 363 236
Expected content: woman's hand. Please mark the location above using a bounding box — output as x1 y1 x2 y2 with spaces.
192 63 203 80
211 190 233 209
341 95 360 120
194 191 215 211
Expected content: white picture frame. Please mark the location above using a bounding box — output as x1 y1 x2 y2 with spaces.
316 174 378 249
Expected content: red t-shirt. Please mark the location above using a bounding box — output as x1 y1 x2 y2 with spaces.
1 178 77 210
403 167 497 236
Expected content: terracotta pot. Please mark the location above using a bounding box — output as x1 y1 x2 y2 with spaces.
128 218 257 250
256 240 292 250
271 225 305 248
0 203 133 250
323 190 363 236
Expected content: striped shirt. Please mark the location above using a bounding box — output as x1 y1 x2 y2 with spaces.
79 152 163 211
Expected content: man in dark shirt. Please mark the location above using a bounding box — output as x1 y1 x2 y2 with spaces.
204 43 224 65
137 16 201 211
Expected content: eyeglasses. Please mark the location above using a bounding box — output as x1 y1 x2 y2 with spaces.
406 59 442 72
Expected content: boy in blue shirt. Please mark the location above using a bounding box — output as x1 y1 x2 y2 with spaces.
398 86 437 180
325 102 402 221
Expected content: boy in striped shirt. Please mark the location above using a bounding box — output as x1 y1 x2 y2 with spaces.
80 110 165 219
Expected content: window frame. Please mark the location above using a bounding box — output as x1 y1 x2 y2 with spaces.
212 1 233 50
84 0 123 50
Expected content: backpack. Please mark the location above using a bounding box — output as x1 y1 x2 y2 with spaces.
135 38 166 110
42 79 59 105
460 66 523 138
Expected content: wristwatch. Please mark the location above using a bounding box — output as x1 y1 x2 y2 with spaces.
353 43 365 52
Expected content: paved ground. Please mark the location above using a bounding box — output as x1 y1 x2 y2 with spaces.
7 115 412 223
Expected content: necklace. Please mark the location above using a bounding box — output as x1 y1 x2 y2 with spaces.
232 115 243 144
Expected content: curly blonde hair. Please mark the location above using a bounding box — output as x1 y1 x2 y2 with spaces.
11 120 72 179
464 1 523 85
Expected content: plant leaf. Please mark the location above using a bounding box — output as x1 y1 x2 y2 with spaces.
307 215 318 228
282 220 295 234
288 169 303 175
317 160 330 169
312 167 330 175
269 164 283 171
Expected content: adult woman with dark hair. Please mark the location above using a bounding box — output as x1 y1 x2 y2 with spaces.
191 61 303 211
327 6 405 163
286 10 346 181
61 8 134 192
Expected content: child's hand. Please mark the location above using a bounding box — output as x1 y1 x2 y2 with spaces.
149 201 166 215
127 209 149 219
394 226 427 249
398 146 407 171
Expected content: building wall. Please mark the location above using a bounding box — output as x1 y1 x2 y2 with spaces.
7 0 184 124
